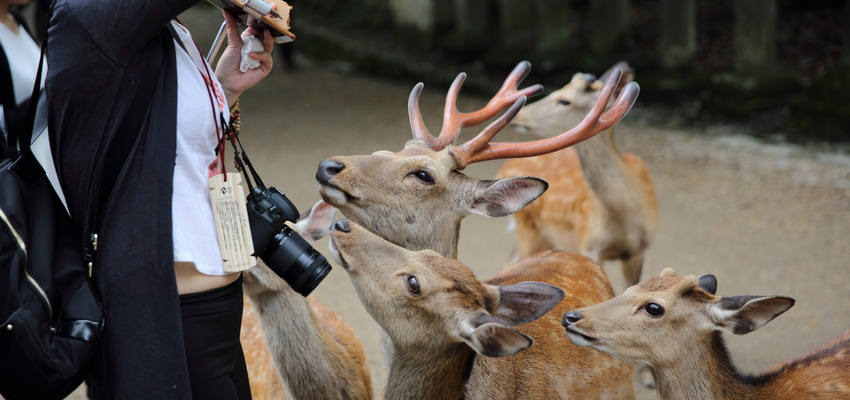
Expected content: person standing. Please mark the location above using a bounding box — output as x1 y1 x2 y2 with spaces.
47 1 274 398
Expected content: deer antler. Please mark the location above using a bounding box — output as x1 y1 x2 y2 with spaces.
450 68 640 168
408 61 544 150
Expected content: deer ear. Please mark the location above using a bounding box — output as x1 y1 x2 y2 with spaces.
698 274 717 295
710 296 795 335
470 177 548 217
460 321 533 357
488 282 564 326
294 200 338 241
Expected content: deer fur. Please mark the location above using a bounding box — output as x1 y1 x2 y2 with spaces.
316 145 633 398
312 63 635 397
239 202 372 400
563 268 850 400
329 220 633 400
318 141 549 259
499 62 657 285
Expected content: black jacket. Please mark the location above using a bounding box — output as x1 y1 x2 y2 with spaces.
48 0 200 398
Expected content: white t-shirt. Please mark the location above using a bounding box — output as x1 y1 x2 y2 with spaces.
171 21 244 276
0 19 44 104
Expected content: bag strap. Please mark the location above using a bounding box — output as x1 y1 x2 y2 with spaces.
9 15 47 155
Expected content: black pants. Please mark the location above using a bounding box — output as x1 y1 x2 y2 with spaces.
180 276 252 400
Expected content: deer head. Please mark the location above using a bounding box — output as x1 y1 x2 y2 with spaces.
327 219 565 358
561 268 795 367
512 62 635 138
315 61 639 257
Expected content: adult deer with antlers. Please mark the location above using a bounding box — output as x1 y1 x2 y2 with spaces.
562 268 850 400
499 62 657 286
315 62 639 398
316 61 638 259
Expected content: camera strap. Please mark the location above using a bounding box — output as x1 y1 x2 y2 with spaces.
221 112 265 197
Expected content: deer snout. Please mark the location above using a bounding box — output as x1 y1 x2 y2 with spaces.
562 310 583 326
316 159 346 184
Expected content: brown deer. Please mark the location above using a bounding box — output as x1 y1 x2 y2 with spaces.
329 219 633 399
499 62 657 286
562 268 850 400
315 61 639 398
315 61 639 259
240 201 373 400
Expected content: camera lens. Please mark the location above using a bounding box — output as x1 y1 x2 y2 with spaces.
261 226 332 296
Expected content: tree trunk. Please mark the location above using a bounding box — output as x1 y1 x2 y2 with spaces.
660 0 697 69
733 0 777 71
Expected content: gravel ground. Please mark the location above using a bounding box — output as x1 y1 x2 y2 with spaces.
58 12 849 399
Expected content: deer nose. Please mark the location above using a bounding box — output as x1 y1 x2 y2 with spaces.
333 220 350 233
562 311 583 326
316 159 345 184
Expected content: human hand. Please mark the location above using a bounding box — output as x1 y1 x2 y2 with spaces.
215 10 275 107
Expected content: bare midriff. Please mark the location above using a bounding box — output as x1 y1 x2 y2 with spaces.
174 262 240 294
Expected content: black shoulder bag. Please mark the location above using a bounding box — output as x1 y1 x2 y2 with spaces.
0 9 103 400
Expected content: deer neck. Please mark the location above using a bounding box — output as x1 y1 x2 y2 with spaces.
416 221 460 259
653 333 756 400
350 213 460 259
573 129 633 211
245 281 351 398
384 342 473 400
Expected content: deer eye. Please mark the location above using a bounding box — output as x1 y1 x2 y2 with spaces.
410 170 435 185
557 99 571 106
405 275 421 296
643 302 664 317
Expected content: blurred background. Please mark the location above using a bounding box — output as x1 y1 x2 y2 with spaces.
280 0 850 144
12 1 847 399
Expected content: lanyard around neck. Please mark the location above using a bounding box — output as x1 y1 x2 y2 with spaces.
172 20 230 177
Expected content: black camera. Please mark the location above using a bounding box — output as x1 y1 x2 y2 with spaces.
246 186 332 296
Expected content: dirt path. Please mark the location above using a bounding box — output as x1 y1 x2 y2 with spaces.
62 63 849 400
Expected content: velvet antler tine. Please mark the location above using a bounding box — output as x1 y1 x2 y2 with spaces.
411 61 542 152
443 72 468 122
461 61 536 126
599 61 629 83
409 82 437 146
453 67 634 167
517 84 544 99
429 73 469 149
498 60 532 94
452 96 527 161
597 81 639 131
478 96 528 145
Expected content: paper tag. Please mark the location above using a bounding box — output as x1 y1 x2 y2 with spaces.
209 173 256 272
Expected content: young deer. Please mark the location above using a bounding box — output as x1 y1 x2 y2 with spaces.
329 219 633 399
562 268 850 400
240 201 373 400
315 62 639 398
499 62 657 286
